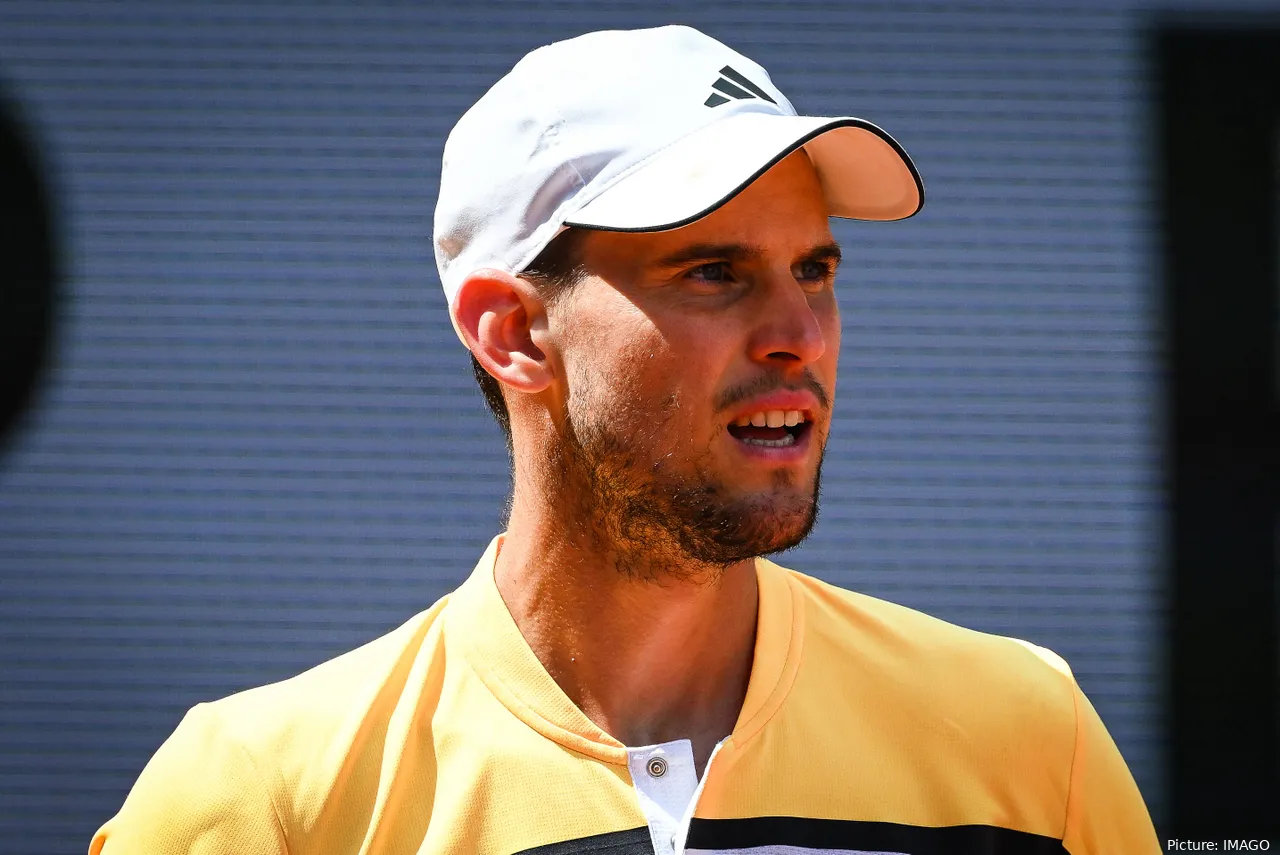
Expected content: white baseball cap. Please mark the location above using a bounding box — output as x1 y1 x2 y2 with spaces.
433 25 923 307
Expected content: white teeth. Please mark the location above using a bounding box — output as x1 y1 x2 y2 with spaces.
735 410 807 429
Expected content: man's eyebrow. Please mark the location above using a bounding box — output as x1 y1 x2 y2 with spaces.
652 243 763 269
651 241 843 269
803 242 843 265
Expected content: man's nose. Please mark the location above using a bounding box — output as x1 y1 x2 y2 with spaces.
746 276 829 367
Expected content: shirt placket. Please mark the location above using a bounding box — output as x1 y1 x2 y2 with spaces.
626 738 727 855
626 740 698 855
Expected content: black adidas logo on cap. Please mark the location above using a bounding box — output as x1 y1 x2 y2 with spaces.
704 65 778 108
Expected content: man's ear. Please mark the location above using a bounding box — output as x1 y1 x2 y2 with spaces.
451 268 553 394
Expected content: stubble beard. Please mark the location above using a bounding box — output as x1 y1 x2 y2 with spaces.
548 399 824 584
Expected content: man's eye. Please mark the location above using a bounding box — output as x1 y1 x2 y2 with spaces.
689 262 731 283
796 260 832 281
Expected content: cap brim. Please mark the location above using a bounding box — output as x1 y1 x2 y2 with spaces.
563 112 923 232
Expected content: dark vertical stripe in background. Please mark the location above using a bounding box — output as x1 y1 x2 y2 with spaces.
0 1 1175 849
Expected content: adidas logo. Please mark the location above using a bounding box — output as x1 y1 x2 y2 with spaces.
704 65 778 108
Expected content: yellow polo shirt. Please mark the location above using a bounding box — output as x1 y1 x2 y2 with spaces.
90 537 1159 854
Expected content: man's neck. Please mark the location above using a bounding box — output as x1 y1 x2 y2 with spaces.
493 499 759 776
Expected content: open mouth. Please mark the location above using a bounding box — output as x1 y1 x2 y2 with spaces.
726 409 812 448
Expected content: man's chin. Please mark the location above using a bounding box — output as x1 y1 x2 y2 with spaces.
739 497 819 555
677 490 819 566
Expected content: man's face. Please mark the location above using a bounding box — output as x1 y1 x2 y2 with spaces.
542 150 840 577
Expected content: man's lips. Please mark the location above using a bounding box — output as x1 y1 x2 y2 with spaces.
723 390 821 455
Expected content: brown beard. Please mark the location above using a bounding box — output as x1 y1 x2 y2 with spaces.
546 389 824 583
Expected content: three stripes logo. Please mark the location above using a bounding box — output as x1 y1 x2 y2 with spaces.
704 65 778 108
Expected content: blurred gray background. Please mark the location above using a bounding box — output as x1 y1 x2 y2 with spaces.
3 1 1273 850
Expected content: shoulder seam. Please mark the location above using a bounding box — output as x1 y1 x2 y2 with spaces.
1001 639 1079 842
1060 672 1082 842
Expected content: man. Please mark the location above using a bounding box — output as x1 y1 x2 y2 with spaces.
91 25 1159 855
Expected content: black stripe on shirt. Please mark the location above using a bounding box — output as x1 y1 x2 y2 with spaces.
685 816 1068 854
514 826 654 855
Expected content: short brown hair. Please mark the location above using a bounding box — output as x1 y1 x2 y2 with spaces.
469 228 588 452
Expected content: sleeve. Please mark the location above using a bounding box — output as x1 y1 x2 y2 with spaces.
89 703 289 855
1061 680 1161 855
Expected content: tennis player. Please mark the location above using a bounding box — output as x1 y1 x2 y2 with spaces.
91 25 1160 855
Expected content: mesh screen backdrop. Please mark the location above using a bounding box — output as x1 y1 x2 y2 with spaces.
0 1 1185 849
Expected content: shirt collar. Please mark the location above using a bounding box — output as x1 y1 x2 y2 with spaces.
446 535 805 765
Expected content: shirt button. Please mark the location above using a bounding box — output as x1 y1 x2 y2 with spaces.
669 832 678 850
646 756 668 778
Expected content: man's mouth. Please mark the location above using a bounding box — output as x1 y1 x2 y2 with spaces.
726 409 812 448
